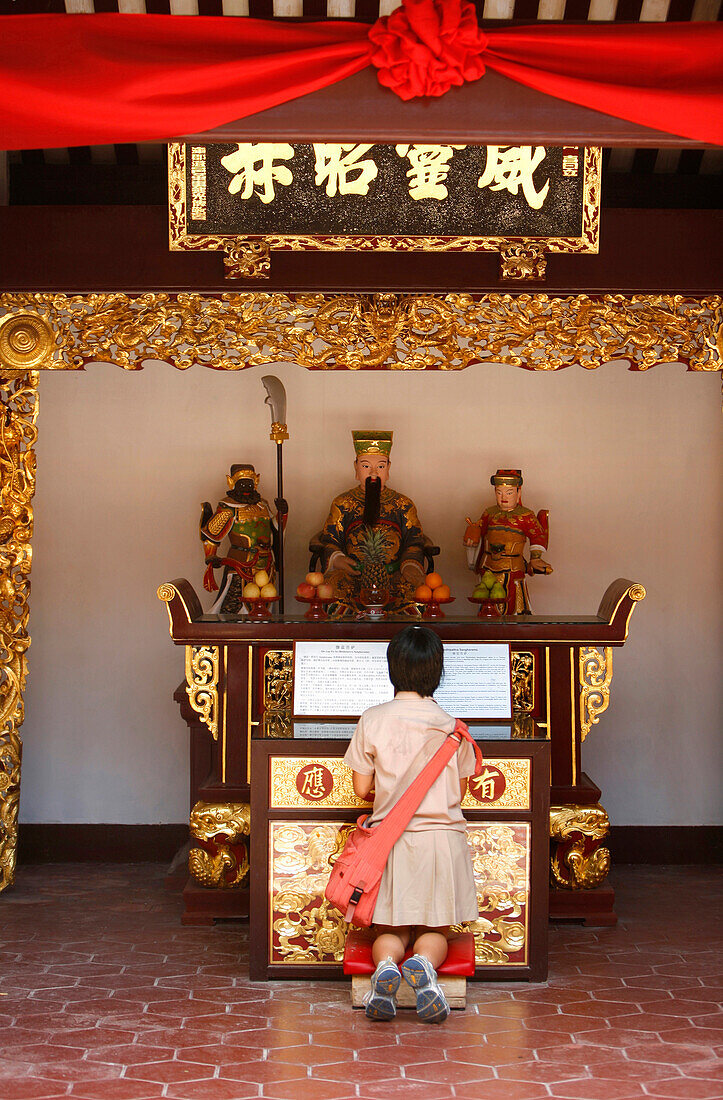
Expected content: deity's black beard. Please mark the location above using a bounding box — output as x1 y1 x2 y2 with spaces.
363 477 382 526
230 484 261 505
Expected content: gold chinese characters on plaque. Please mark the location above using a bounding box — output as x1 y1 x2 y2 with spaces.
169 142 600 278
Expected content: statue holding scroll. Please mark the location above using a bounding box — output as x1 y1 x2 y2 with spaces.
315 431 430 616
464 469 552 615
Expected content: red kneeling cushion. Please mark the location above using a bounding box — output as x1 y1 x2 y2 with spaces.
343 929 476 977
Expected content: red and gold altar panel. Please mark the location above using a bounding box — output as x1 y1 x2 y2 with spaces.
266 819 532 970
251 737 549 982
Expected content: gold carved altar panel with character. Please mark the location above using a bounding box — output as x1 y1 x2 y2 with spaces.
269 754 530 812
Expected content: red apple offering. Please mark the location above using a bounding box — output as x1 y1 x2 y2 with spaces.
296 581 316 599
306 572 325 587
316 583 334 599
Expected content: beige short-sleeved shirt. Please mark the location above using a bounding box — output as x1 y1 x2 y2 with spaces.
343 692 476 833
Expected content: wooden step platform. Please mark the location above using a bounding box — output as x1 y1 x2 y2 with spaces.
343 930 476 1011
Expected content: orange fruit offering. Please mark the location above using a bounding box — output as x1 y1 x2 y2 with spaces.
434 584 451 600
426 572 443 590
414 584 432 602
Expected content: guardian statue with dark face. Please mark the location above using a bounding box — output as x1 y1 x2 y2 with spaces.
200 464 278 614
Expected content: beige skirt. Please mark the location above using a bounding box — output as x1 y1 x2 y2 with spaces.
372 828 479 928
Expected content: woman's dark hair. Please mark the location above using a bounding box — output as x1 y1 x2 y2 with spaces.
387 625 443 698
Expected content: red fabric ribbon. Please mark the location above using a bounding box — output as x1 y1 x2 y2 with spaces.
0 6 721 150
369 0 488 101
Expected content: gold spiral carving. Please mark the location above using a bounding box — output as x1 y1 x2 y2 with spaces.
0 313 54 371
185 645 219 741
156 583 177 603
628 584 647 602
579 646 613 742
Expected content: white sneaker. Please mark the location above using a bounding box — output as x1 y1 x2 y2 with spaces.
363 957 401 1021
401 953 450 1023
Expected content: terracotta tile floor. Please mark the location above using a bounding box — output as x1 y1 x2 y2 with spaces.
1 864 721 1100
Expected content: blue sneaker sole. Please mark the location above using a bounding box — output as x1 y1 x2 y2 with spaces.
364 962 401 1021
401 957 450 1024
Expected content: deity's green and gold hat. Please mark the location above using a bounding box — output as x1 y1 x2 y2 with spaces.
491 468 523 487
352 430 393 458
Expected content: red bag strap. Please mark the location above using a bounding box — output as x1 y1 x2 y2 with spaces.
361 718 483 857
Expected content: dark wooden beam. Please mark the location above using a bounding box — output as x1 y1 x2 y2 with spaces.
185 68 710 150
0 205 720 294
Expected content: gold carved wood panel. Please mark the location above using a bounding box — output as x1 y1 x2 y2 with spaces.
1 294 720 374
268 820 530 968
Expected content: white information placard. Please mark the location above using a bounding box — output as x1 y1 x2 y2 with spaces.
292 640 511 720
435 643 511 719
293 642 392 717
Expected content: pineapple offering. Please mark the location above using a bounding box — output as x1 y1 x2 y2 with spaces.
357 526 392 607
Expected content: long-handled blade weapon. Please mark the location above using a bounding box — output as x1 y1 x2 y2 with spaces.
261 376 289 613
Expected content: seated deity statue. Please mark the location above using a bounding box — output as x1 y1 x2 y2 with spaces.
463 468 552 615
316 430 429 616
200 464 280 614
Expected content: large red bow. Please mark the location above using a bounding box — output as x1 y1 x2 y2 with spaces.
369 0 488 101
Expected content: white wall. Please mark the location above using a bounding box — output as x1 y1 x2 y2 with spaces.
20 359 722 826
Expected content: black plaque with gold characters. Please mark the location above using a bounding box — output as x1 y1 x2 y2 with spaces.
168 141 600 277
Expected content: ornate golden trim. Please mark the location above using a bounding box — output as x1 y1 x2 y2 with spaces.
550 803 611 890
0 370 38 893
511 650 535 713
0 293 719 373
579 647 613 742
188 800 251 889
168 144 601 277
185 645 219 741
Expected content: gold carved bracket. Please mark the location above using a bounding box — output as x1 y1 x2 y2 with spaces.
224 239 271 279
185 645 219 740
550 803 611 890
500 244 547 282
579 646 613 741
188 800 251 889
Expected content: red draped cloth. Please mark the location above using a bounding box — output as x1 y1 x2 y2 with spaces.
0 2 721 150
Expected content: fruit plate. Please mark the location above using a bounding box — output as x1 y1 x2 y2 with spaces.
295 593 333 621
419 596 455 620
244 597 278 621
468 596 507 619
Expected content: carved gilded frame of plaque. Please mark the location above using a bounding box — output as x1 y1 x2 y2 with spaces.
168 143 601 279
